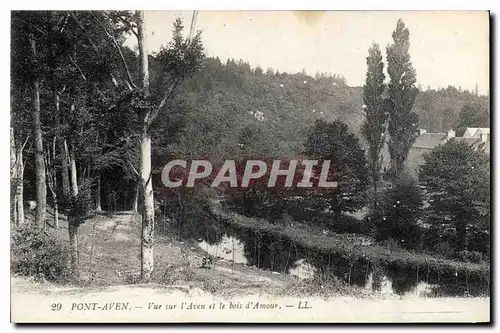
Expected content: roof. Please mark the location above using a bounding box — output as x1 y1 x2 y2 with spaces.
463 127 490 138
412 133 448 149
453 137 480 147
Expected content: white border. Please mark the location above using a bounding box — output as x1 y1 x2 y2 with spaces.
2 1 497 332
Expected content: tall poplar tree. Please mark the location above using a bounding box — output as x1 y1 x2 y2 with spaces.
362 42 387 208
386 19 419 176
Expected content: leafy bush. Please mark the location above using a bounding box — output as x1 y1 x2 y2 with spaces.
67 179 94 227
456 250 483 263
227 179 287 221
156 263 194 285
469 251 484 263
380 237 401 250
157 186 222 242
375 173 423 250
11 226 71 283
434 242 454 258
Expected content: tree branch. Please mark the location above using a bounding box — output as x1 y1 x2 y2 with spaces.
68 55 87 81
58 13 70 34
89 11 137 90
16 18 47 36
70 12 119 88
127 160 140 177
70 12 99 55
20 132 31 153
145 79 179 129
116 15 138 38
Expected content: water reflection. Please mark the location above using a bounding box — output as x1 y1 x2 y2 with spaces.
197 228 488 298
197 235 247 265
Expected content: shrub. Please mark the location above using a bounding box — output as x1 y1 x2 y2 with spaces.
157 186 221 241
67 179 94 226
456 250 483 263
228 182 287 221
380 237 401 250
469 251 483 263
157 263 194 285
434 242 454 258
375 173 423 250
11 226 71 283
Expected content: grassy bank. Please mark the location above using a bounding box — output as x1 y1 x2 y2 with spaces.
211 201 489 278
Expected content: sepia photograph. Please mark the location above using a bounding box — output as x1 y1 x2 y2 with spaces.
9 9 491 323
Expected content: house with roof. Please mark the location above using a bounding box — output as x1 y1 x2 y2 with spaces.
378 126 490 179
405 129 456 178
463 127 490 139
459 127 491 155
405 127 490 178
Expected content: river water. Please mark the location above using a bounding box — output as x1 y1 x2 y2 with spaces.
197 232 488 298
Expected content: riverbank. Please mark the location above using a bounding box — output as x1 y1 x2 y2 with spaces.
211 200 489 279
205 200 491 298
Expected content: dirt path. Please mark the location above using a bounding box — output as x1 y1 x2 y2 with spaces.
24 211 295 292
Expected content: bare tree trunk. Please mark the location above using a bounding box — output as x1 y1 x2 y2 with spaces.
140 132 155 281
11 128 27 227
15 156 24 226
70 146 78 197
137 11 149 95
132 182 139 213
53 198 59 228
54 93 71 199
46 142 59 229
95 174 102 212
29 34 46 228
11 128 17 225
10 128 16 176
135 9 197 281
137 11 155 282
68 221 79 280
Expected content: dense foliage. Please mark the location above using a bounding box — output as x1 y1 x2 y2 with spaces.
375 173 423 250
304 119 369 219
11 226 71 282
419 140 490 253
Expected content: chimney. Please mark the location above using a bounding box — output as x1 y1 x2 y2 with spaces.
480 132 488 143
447 129 455 139
419 129 427 135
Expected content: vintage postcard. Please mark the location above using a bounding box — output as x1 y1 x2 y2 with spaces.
10 10 490 323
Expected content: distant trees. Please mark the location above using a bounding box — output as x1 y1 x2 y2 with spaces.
304 119 369 220
362 43 387 210
454 100 490 136
419 140 490 252
386 19 419 176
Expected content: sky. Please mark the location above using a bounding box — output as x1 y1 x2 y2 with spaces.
125 10 490 95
